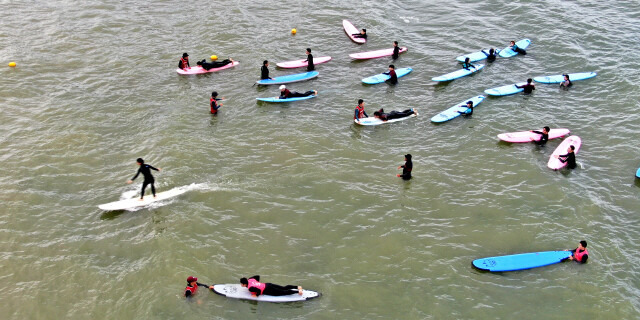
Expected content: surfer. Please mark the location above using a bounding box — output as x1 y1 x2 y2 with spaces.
509 40 526 55
279 85 316 99
392 41 400 59
397 154 413 180
461 57 476 70
185 276 214 297
481 48 498 62
210 91 223 114
565 240 589 263
240 276 303 296
529 126 550 145
457 101 474 116
127 158 161 200
373 108 416 121
554 145 577 169
178 53 190 70
261 60 273 80
354 99 368 122
383 65 398 84
560 74 572 89
352 28 367 39
196 58 233 70
305 48 314 71
516 78 536 94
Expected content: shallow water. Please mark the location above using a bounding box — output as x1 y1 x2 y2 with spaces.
1 0 640 319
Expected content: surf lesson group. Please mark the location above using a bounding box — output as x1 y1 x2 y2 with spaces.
96 19 598 303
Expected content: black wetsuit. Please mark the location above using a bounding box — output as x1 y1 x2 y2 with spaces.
482 50 497 62
558 152 576 169
531 130 548 146
306 54 315 71
392 46 400 59
246 276 299 297
199 59 232 70
384 70 398 84
352 33 367 39
512 45 526 55
280 89 314 99
131 164 159 198
377 109 414 121
399 159 412 180
516 83 535 94
261 65 270 79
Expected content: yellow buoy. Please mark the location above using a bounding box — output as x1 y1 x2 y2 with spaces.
210 55 218 61
8 62 16 67
291 28 297 35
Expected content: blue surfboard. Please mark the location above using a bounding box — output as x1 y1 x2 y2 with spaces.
456 49 501 62
499 39 531 58
362 67 413 84
256 93 317 103
256 71 319 85
533 72 597 84
636 167 640 178
473 251 572 272
432 64 484 82
484 82 527 96
431 95 485 123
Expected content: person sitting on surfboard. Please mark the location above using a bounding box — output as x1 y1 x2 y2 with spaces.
392 41 400 59
481 48 499 62
210 91 223 114
126 158 161 200
184 276 214 298
278 85 317 99
397 154 413 180
196 58 233 70
516 78 536 94
565 240 589 263
457 101 474 116
383 65 398 84
354 99 368 122
509 40 526 55
240 276 303 296
529 126 550 146
352 28 367 39
373 108 416 121
461 57 476 71
560 74 572 89
555 145 577 169
305 48 315 71
178 53 190 70
261 60 273 80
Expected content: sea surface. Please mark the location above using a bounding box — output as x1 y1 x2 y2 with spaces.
1 1 640 319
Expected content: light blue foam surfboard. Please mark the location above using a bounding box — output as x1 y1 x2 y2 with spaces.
256 93 317 102
456 49 501 62
484 82 527 96
432 64 484 82
431 95 485 123
636 167 640 178
533 72 597 84
256 71 319 85
499 39 531 58
362 67 413 84
473 250 572 272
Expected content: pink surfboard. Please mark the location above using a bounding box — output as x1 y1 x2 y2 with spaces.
276 56 332 69
547 136 581 170
343 20 366 44
176 61 239 75
349 47 408 60
498 129 570 143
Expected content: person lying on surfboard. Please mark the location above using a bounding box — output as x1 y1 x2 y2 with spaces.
392 41 400 59
461 57 477 71
305 48 314 71
352 28 367 39
457 101 474 116
560 74 572 89
261 60 274 80
178 53 190 70
397 154 413 180
240 276 303 296
554 145 577 169
481 48 499 62
184 276 214 298
354 99 369 122
383 65 398 84
509 40 527 55
516 78 535 94
529 126 550 146
278 85 317 99
196 57 233 70
373 108 416 121
127 158 161 200
564 240 589 263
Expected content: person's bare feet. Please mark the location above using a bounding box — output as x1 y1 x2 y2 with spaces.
313 90 318 96
297 286 303 295
139 198 144 201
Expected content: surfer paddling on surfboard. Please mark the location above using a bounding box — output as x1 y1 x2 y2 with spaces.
126 158 161 200
279 85 317 99
508 40 527 55
185 276 214 298
240 276 303 297
196 57 233 70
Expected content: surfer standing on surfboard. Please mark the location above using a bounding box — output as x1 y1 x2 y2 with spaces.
127 158 161 200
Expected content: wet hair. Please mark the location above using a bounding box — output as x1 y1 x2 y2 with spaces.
136 158 144 164
464 57 470 63
263 60 268 65
212 91 218 97
358 99 364 105
543 126 550 132
373 111 381 117
240 278 248 285
196 60 203 66
569 145 575 151
394 41 398 46
405 154 412 160
527 78 533 83
466 101 473 106
510 40 515 44
489 48 495 55
306 48 311 53
563 74 570 80
389 64 395 69
580 240 587 248
182 53 189 58
362 28 366 33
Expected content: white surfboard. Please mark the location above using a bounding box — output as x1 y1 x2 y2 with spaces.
212 284 320 303
98 186 188 211
355 109 418 126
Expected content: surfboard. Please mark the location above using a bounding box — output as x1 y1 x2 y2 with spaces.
473 251 572 272
355 109 418 126
256 71 319 85
432 64 484 82
431 95 485 123
343 20 366 44
497 129 570 143
349 47 408 60
533 72 597 84
456 49 500 62
98 186 188 211
212 284 320 303
176 61 239 75
499 39 531 58
256 93 317 103
636 167 640 178
362 67 413 84
276 57 332 69
484 82 527 96
547 136 582 170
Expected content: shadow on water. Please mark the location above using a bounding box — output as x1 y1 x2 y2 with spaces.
100 209 127 220
634 177 640 188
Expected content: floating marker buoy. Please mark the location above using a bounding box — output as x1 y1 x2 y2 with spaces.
210 55 218 60
291 28 297 35
8 62 16 67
